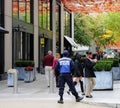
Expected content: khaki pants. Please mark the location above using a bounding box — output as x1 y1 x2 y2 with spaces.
45 66 53 87
85 77 96 96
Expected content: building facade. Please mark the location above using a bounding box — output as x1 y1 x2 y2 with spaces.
0 0 74 79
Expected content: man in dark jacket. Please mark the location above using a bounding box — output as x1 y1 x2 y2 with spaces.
55 50 83 104
84 52 96 98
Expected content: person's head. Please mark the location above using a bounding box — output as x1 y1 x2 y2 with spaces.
87 51 92 59
63 50 69 57
76 53 81 61
55 53 60 59
48 50 52 55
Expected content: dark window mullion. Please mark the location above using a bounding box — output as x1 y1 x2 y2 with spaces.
30 0 33 24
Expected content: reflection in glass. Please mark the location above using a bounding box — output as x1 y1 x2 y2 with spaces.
12 0 31 23
38 0 50 30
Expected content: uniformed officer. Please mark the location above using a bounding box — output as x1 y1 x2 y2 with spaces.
55 50 83 104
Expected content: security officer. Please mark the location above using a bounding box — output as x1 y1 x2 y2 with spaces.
55 50 83 104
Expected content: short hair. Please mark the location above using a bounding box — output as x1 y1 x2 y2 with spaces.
87 51 92 55
48 50 52 55
55 53 60 59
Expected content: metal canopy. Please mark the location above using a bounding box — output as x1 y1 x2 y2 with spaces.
0 26 9 34
64 36 78 48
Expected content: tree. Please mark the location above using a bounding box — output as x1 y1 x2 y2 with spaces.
74 13 91 46
74 12 120 52
103 12 120 43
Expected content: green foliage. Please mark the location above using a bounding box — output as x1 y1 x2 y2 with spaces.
94 62 104 71
103 12 120 42
102 58 119 67
74 12 120 49
118 58 120 63
94 60 113 71
74 13 92 46
15 60 35 67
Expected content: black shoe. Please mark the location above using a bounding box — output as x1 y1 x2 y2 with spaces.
56 85 59 88
82 92 85 95
86 95 93 98
58 100 64 104
76 96 84 102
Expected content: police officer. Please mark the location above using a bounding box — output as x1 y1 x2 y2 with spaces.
55 50 83 104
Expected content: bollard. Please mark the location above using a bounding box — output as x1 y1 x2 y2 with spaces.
49 71 54 93
7 69 18 94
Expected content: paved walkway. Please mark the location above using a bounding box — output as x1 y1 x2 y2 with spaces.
0 73 120 108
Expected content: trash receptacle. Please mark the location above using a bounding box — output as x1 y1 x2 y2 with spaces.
7 72 14 87
7 69 18 93
7 69 18 87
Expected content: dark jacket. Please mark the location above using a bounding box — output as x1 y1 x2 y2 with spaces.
73 54 83 77
84 58 96 77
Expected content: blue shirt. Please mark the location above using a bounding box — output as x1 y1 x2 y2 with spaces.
56 57 74 74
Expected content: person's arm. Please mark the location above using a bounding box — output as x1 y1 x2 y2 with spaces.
86 59 96 69
70 60 75 75
54 61 60 76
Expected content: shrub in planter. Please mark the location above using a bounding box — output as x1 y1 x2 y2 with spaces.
94 61 113 71
93 60 113 90
15 60 35 67
118 58 120 63
15 60 35 80
104 63 112 71
102 58 119 67
94 62 104 71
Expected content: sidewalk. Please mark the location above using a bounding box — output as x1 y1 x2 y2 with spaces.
0 73 120 108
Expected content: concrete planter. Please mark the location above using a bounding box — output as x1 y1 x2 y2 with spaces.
15 67 36 82
94 71 113 90
15 67 26 80
24 68 36 83
112 67 120 80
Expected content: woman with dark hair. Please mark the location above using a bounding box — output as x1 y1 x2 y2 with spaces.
67 53 85 95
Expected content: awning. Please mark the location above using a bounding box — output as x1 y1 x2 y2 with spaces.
0 26 9 33
72 44 89 52
64 36 78 48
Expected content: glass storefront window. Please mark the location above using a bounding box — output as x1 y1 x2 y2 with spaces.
56 2 60 52
0 0 4 26
19 0 26 21
26 1 30 23
13 0 19 19
12 0 32 24
14 31 33 60
64 10 70 36
38 0 50 30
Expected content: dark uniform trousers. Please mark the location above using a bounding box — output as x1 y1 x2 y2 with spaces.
59 73 79 98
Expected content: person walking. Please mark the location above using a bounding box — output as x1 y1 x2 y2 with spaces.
43 50 54 87
55 50 83 104
84 51 96 98
52 53 61 87
67 53 85 95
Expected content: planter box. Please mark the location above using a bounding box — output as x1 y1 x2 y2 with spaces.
112 67 120 80
15 67 26 80
24 68 36 83
15 67 36 82
94 71 113 90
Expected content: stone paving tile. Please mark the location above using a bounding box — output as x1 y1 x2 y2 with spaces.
0 73 120 108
